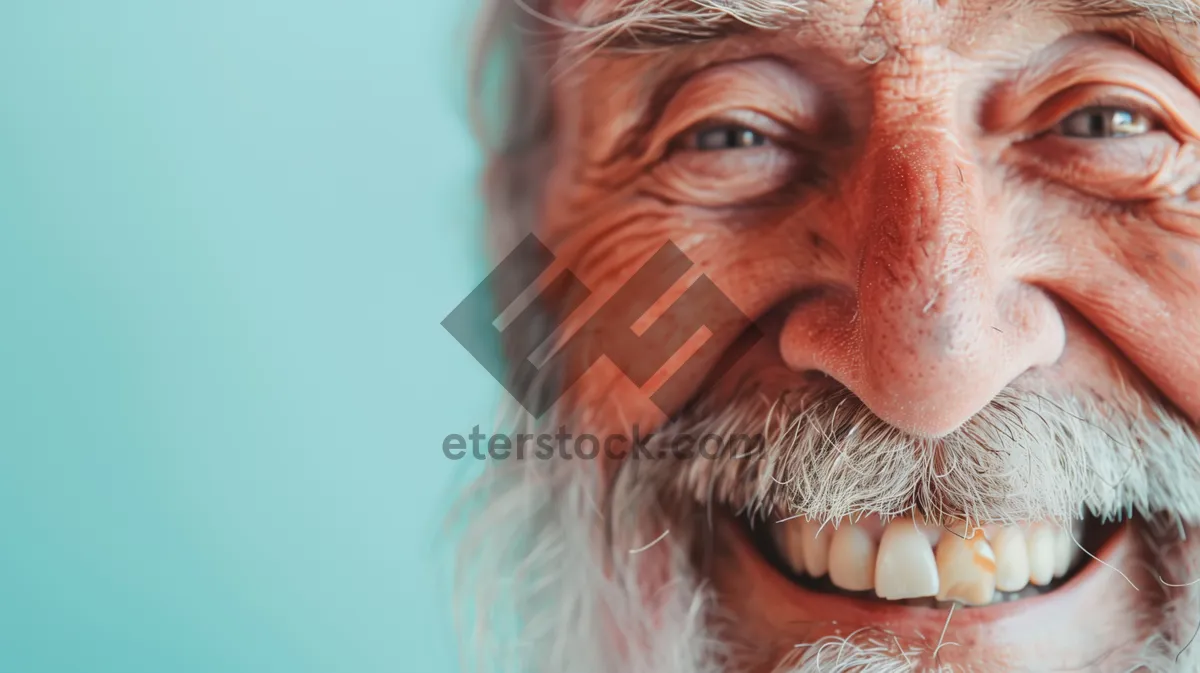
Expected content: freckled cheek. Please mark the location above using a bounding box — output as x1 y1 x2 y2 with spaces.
1165 245 1200 274
1123 229 1200 297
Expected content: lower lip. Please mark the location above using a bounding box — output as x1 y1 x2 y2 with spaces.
722 516 1136 630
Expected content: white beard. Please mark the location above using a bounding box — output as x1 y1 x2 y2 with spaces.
452 386 1200 672
453 429 721 673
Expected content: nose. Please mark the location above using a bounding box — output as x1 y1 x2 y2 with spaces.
780 128 1066 436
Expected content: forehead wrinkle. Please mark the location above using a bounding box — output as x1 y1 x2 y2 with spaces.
556 0 1200 48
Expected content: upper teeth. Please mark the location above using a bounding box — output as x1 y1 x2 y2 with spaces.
875 518 939 600
770 516 1085 606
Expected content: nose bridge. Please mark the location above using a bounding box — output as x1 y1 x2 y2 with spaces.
858 127 991 359
840 119 1015 435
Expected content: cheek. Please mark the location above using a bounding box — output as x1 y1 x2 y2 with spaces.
1123 230 1200 299
538 201 844 461
1081 203 1200 306
1038 202 1200 421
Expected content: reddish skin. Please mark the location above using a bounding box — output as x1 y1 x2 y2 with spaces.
536 0 1200 669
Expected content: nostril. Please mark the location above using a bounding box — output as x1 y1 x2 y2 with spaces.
801 369 833 384
776 285 842 319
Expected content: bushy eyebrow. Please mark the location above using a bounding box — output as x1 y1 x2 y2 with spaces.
566 0 1200 52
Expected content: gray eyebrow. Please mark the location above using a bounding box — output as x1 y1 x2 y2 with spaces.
564 0 1200 53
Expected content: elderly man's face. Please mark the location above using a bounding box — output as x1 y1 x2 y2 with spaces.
467 0 1200 671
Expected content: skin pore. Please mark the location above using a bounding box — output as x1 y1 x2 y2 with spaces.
458 1 1200 671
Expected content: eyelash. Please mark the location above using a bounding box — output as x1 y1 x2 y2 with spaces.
1037 87 1168 139
670 112 787 154
1055 106 1156 139
683 125 770 151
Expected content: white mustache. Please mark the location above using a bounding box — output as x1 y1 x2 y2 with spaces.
618 381 1200 533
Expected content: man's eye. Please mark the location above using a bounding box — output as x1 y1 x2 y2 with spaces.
684 125 769 151
1055 106 1154 139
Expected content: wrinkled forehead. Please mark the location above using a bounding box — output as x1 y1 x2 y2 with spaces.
550 0 1199 52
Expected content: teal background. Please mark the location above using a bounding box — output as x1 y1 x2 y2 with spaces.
0 1 494 671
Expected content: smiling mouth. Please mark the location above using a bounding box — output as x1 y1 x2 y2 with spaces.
744 512 1127 609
